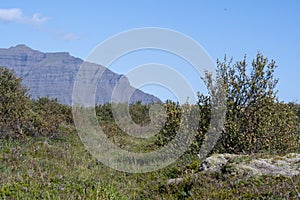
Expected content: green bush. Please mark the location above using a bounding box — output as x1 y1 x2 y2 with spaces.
197 53 299 154
0 67 73 139
0 67 31 138
129 101 151 125
30 97 73 138
155 100 182 146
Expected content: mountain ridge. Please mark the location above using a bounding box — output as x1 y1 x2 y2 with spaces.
0 44 161 105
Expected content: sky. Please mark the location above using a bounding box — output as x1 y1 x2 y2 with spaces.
0 0 299 103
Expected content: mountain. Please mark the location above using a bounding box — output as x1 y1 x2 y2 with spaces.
0 44 160 105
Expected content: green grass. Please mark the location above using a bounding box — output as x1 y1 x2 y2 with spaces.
0 133 299 199
0 135 127 199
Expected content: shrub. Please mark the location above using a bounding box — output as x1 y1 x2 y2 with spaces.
155 100 182 146
0 67 31 138
0 67 73 139
30 97 73 137
197 53 299 154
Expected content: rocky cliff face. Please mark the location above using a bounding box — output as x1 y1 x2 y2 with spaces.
0 45 160 105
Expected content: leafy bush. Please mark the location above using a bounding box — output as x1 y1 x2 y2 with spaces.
30 97 74 138
129 101 151 125
155 100 182 146
0 67 73 139
0 67 31 138
197 53 299 154
95 103 114 123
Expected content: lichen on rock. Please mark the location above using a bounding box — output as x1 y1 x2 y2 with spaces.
199 153 300 178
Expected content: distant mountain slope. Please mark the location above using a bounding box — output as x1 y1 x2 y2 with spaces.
0 44 160 105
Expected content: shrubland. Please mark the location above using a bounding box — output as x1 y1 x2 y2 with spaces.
0 53 299 199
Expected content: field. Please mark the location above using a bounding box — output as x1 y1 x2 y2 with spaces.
1 133 299 199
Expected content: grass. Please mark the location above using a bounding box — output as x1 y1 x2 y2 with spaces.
0 135 127 199
0 133 299 199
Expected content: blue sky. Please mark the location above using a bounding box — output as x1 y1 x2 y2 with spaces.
0 1 299 103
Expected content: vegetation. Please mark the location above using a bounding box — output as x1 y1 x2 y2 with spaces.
0 67 31 138
195 53 300 154
0 135 299 199
0 68 74 139
0 53 300 199
30 97 73 138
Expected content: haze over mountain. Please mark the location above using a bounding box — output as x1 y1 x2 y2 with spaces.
0 44 160 105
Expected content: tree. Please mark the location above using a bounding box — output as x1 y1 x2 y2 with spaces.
0 67 30 138
0 67 73 139
197 53 299 154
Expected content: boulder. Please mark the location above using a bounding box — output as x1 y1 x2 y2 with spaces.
199 153 300 177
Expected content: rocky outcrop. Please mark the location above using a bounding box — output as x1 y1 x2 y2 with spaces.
199 153 300 177
0 44 161 105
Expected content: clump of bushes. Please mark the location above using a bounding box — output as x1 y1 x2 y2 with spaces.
196 53 299 154
136 54 299 155
94 54 299 155
0 67 73 139
1 52 299 154
0 67 31 138
30 97 73 137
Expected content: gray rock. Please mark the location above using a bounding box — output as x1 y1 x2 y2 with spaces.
0 44 161 105
199 153 300 177
166 178 184 185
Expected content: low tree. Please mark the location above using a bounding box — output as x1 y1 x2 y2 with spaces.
0 67 31 138
0 67 74 139
197 53 299 154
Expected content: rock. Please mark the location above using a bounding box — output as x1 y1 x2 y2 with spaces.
167 178 184 185
0 45 161 105
199 153 300 177
199 153 239 172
